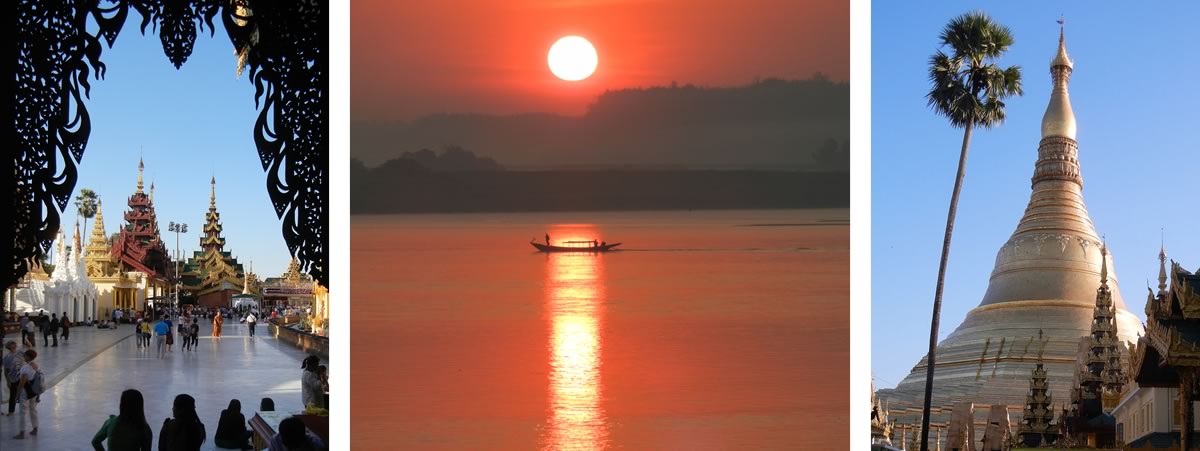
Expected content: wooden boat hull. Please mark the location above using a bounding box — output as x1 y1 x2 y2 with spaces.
531 242 622 252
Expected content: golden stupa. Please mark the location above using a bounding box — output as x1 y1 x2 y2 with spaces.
878 28 1144 439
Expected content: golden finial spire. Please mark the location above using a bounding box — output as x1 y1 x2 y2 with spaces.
1098 239 1108 285
149 179 155 202
136 158 145 193
1052 16 1072 69
210 175 216 208
1042 17 1077 140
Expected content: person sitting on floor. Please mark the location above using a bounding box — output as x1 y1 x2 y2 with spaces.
214 399 253 450
268 416 325 451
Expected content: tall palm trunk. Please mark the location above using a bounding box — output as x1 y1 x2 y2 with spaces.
921 121 974 451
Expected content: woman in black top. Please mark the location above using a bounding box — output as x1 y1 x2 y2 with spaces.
213 399 252 450
158 394 205 451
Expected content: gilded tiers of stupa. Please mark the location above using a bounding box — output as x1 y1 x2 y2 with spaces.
877 28 1144 436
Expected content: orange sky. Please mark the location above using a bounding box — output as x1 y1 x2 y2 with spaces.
352 0 848 120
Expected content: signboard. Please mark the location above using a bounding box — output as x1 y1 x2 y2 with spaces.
263 287 313 296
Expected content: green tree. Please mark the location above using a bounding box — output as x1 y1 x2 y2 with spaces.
918 11 1023 451
75 188 99 240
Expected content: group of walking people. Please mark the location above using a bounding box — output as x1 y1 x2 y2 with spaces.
16 311 72 348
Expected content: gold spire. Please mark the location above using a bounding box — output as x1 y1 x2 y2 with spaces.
1159 245 1169 295
137 158 145 194
1099 242 1108 285
1051 19 1073 69
1041 20 1077 140
210 175 216 209
88 200 108 248
149 179 155 202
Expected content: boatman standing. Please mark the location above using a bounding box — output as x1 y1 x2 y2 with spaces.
545 233 550 246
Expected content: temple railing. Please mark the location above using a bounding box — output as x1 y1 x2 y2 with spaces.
269 316 328 359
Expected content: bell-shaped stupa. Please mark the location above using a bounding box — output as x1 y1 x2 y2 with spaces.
878 26 1144 437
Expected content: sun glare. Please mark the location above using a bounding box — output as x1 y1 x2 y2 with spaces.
548 36 598 81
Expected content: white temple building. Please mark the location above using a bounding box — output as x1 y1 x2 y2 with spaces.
11 220 99 321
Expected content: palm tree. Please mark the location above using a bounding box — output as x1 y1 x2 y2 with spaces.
75 188 99 239
918 11 1022 451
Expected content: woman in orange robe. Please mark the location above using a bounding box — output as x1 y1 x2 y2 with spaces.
213 312 223 338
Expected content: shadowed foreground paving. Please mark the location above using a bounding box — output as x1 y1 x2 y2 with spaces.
0 321 316 450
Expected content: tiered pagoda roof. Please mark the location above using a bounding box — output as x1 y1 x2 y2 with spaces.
180 177 246 299
1018 331 1059 447
1130 252 1200 450
111 159 171 279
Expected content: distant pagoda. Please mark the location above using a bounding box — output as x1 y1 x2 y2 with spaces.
180 177 247 308
111 158 171 279
85 199 118 279
1018 330 1059 447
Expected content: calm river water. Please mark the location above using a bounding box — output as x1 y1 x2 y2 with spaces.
351 209 848 449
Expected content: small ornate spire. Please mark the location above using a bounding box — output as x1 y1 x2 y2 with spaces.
149 179 155 202
210 175 216 208
73 217 82 260
1159 245 1169 296
1099 242 1108 285
136 158 145 193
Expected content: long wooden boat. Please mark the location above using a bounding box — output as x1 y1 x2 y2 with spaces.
530 240 622 253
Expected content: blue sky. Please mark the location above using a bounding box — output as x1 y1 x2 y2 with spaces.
56 14 293 277
872 3 1200 388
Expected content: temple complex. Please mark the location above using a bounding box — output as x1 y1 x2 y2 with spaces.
260 257 315 309
180 177 250 308
876 28 1145 444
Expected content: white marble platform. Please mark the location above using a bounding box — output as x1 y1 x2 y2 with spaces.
0 321 322 450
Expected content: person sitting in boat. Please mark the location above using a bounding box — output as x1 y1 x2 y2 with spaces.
601 241 606 248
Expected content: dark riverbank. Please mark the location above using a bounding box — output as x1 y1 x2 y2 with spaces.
351 170 848 214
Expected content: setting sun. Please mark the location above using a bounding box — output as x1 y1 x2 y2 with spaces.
548 36 598 81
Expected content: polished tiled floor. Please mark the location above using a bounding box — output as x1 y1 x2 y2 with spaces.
0 321 318 450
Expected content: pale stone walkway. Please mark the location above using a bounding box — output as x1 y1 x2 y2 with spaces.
0 321 321 450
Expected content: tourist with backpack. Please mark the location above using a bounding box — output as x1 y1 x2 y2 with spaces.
13 349 43 439
246 311 257 337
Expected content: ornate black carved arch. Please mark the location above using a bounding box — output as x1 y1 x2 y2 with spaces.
9 0 328 289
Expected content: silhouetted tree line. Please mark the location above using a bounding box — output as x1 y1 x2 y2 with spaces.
353 77 849 169
396 146 503 171
351 157 848 214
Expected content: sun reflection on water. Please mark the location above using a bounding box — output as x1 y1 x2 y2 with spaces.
542 235 610 450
